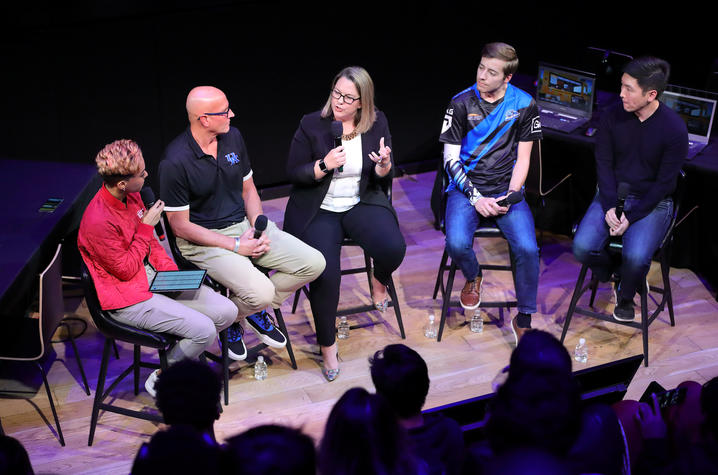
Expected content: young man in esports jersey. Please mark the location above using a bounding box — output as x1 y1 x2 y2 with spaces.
439 42 542 344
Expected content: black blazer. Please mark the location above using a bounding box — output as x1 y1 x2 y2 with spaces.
283 109 396 237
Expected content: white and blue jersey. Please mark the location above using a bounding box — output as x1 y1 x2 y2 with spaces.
440 83 542 196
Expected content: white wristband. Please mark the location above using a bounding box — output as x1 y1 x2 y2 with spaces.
233 237 241 253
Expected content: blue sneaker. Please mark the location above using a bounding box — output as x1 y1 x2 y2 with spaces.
224 322 247 361
246 310 287 348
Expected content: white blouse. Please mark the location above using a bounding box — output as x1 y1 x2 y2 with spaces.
320 134 363 212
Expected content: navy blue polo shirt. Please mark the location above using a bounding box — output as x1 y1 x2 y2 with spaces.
159 126 253 229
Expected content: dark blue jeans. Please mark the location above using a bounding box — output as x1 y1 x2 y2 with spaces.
572 194 672 301
445 189 539 314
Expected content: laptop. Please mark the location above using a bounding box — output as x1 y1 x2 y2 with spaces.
660 90 716 159
536 63 597 133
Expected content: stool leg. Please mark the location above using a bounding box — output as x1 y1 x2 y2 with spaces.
588 275 600 307
433 249 449 300
89 338 112 446
62 321 90 395
37 362 64 446
133 345 141 395
219 329 229 405
387 278 405 339
274 309 297 369
641 290 650 367
561 264 589 343
661 252 676 327
291 288 301 314
438 261 457 342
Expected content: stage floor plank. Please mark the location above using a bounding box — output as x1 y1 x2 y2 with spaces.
2 170 717 474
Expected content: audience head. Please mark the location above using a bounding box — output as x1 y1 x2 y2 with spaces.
0 435 34 475
320 387 418 475
131 424 220 475
508 330 573 379
487 330 581 456
223 424 315 475
155 359 222 434
702 376 718 441
95 139 147 188
369 344 430 419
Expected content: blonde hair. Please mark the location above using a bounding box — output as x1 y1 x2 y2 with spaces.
95 139 144 183
481 42 519 77
321 66 377 134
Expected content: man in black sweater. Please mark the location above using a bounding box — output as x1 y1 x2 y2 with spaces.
573 56 688 321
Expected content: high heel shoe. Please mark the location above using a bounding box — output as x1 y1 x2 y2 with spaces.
373 297 389 313
322 352 341 382
370 270 390 313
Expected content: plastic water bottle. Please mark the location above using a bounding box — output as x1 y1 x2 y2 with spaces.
337 316 350 339
574 338 588 363
254 355 268 380
470 310 484 333
424 313 438 339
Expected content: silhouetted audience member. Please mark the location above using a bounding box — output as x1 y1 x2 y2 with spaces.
154 359 222 443
464 330 583 473
223 424 316 475
0 435 34 475
131 424 221 474
566 403 628 475
370 344 464 474
627 376 718 474
320 387 424 474
487 331 581 456
483 447 573 475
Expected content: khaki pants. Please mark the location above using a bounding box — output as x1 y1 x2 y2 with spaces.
110 282 237 364
177 219 325 317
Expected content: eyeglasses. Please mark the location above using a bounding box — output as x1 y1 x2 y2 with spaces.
331 89 360 104
200 106 232 119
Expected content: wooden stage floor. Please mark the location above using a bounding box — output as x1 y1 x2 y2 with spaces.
2 171 718 474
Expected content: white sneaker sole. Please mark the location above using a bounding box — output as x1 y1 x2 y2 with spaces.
246 323 287 349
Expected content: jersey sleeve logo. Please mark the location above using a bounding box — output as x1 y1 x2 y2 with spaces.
531 116 542 134
441 108 454 134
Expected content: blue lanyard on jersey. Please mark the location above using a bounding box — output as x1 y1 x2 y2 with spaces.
460 84 519 172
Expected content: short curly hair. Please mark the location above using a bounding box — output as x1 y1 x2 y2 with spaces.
95 139 144 184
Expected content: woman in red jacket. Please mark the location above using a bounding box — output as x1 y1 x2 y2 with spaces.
78 139 238 397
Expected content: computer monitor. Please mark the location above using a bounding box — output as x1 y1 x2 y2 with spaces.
536 63 597 120
660 90 716 142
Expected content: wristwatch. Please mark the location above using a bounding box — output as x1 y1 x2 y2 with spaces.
318 159 328 173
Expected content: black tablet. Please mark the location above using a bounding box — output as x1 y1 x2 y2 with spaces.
149 269 206 292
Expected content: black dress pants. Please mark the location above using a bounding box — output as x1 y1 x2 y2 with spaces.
300 203 406 346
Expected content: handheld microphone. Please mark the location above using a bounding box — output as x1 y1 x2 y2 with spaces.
615 182 630 220
253 215 268 239
139 186 166 241
496 191 524 207
331 120 344 172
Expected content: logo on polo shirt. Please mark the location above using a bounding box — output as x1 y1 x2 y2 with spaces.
225 152 240 165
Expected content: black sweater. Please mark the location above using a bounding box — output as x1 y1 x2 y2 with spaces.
595 102 688 223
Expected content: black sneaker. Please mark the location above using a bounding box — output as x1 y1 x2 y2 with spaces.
613 298 636 322
224 322 247 361
246 310 287 348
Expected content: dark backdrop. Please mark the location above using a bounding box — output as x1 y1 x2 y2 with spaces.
1 1 715 193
